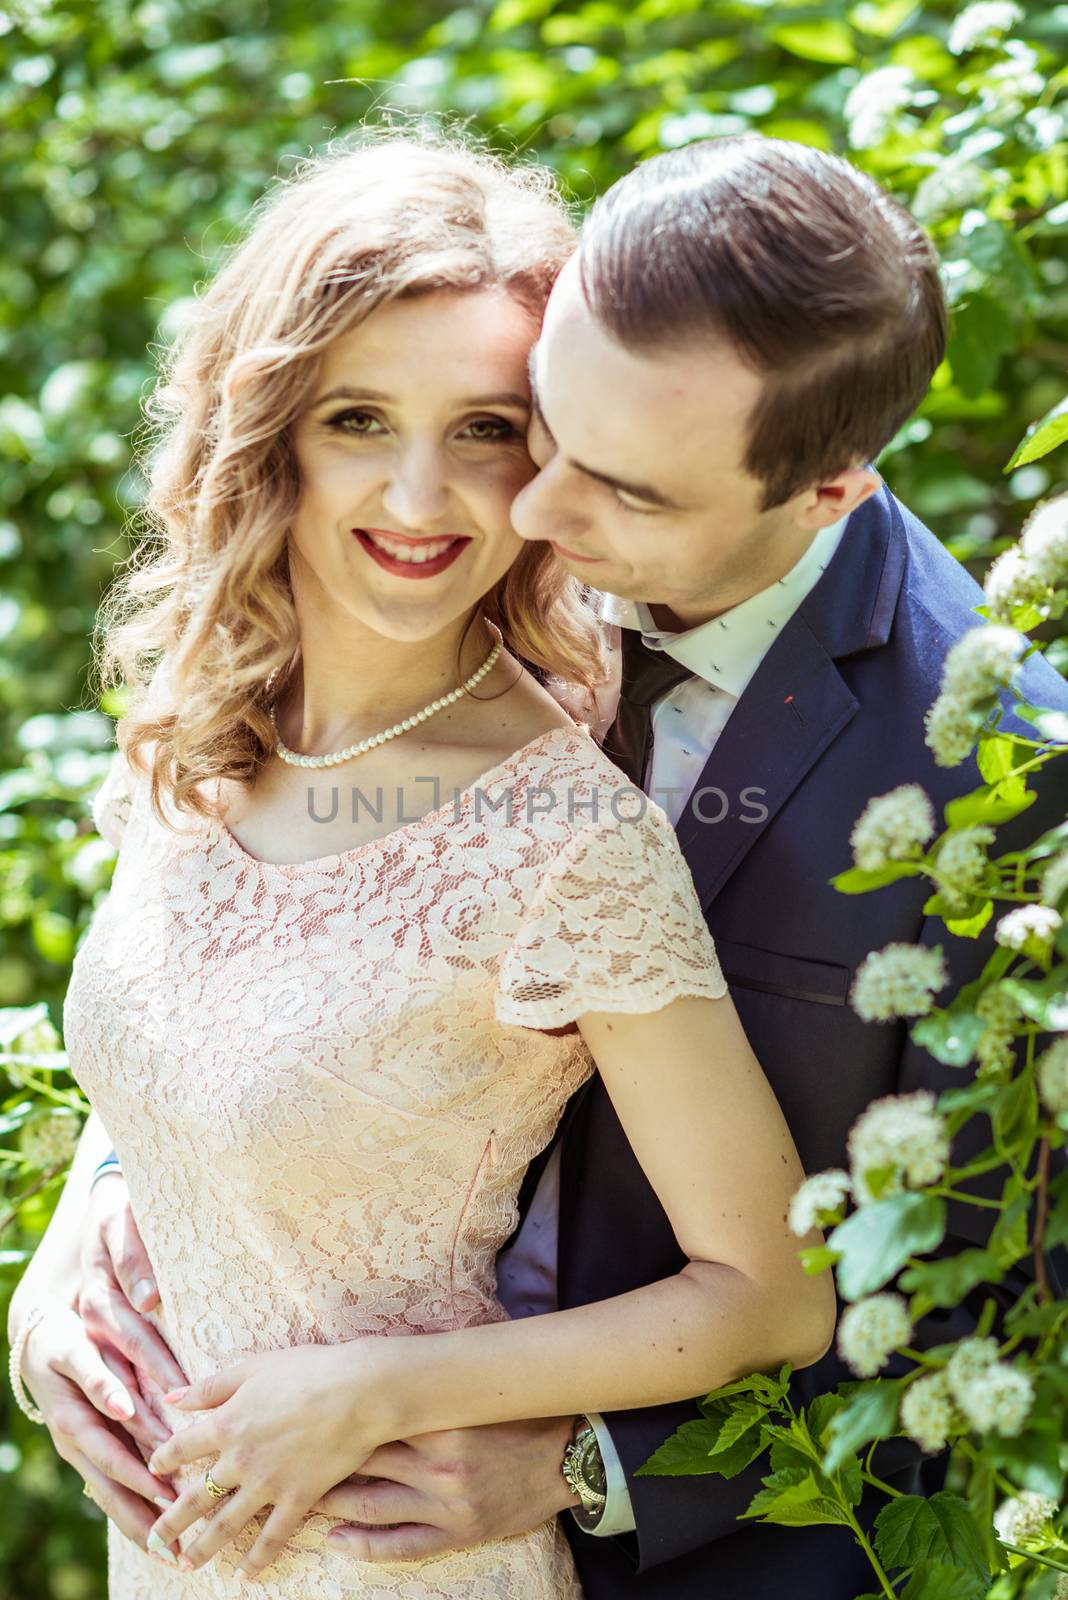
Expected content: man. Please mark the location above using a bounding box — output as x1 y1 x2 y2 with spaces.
22 135 1068 1596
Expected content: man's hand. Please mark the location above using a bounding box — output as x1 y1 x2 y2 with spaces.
312 1418 583 1562
75 1170 189 1402
16 1298 184 1565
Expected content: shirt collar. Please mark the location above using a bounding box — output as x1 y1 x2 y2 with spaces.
597 515 849 699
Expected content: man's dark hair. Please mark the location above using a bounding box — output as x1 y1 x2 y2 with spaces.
578 135 947 511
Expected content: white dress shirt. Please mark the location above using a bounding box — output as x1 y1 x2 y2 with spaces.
494 514 849 1536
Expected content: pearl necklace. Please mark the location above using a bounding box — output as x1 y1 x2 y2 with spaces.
267 620 504 769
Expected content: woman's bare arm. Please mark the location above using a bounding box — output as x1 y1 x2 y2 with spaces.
347 989 836 1435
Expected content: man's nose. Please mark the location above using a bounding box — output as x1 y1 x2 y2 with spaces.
380 443 450 529
511 457 575 544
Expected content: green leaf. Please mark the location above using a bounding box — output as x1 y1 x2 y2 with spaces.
822 1380 901 1474
993 1071 1037 1146
909 1008 987 1066
799 1243 841 1275
830 862 923 893
987 1186 1031 1268
899 1248 1004 1312
769 20 856 63
948 293 1016 398
635 1417 736 1477
849 0 919 38
984 1414 1064 1499
705 1400 769 1459
742 1466 853 1527
900 1561 989 1600
1007 395 1068 469
805 1392 844 1448
874 1492 990 1583
943 787 1036 828
829 1194 947 1300
944 901 994 938
976 733 1031 786
635 1408 771 1479
1001 973 1068 1031
700 1365 792 1409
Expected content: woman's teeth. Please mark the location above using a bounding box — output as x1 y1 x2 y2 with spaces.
363 531 461 564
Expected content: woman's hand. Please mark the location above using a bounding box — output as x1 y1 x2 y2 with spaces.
144 1341 394 1581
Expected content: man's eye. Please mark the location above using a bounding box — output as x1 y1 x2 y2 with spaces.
464 418 519 441
614 490 658 515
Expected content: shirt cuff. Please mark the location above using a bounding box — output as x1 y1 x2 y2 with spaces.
575 1412 637 1537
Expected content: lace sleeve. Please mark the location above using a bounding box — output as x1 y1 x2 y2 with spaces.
90 748 135 850
494 797 728 1030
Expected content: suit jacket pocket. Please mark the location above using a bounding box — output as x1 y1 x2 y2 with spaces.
714 938 852 1006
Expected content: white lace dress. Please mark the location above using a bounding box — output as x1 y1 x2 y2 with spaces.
62 720 727 1598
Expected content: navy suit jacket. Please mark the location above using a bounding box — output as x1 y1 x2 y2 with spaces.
521 482 1068 1598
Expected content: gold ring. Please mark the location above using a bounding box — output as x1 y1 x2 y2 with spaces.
204 1465 233 1500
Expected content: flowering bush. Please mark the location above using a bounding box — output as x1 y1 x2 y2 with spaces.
639 410 1068 1597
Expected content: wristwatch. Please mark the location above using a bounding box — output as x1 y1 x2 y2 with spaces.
561 1416 608 1531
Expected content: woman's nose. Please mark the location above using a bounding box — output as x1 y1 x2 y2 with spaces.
380 443 450 529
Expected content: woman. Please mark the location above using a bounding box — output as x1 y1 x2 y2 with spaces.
8 131 835 1597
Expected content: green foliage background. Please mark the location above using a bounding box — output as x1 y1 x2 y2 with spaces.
1 0 1066 1593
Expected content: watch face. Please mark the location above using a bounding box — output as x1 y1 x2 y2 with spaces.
576 1431 608 1498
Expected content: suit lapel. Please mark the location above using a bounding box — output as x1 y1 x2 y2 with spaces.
673 483 908 909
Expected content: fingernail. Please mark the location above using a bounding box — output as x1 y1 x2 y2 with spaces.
107 1391 136 1420
162 1386 188 1403
132 1278 157 1311
147 1531 178 1565
153 1495 176 1509
178 1554 195 1571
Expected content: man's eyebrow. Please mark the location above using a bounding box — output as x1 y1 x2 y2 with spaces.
313 385 531 409
526 352 685 512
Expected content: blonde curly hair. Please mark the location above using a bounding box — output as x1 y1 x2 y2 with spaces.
92 126 611 829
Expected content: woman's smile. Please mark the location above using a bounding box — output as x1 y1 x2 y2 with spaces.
353 526 473 578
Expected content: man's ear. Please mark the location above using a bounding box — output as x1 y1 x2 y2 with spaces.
794 464 882 530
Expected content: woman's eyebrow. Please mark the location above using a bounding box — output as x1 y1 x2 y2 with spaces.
527 358 685 512
312 385 531 409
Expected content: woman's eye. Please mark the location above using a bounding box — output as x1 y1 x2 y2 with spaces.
327 409 383 436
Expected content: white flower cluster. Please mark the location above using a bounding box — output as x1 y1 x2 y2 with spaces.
912 163 988 224
993 1490 1059 1545
1021 495 1068 587
948 0 1023 54
850 943 948 1023
1056 1573 1068 1600
837 1293 912 1377
946 1337 1035 1436
985 494 1068 623
845 66 915 149
850 785 935 873
981 42 1045 118
974 985 1022 1079
936 825 996 913
1037 1037 1068 1119
1041 852 1068 910
924 625 1027 767
788 1169 851 1237
984 546 1049 623
847 1090 949 1204
18 1110 81 1171
995 904 1062 953
900 1369 960 1453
